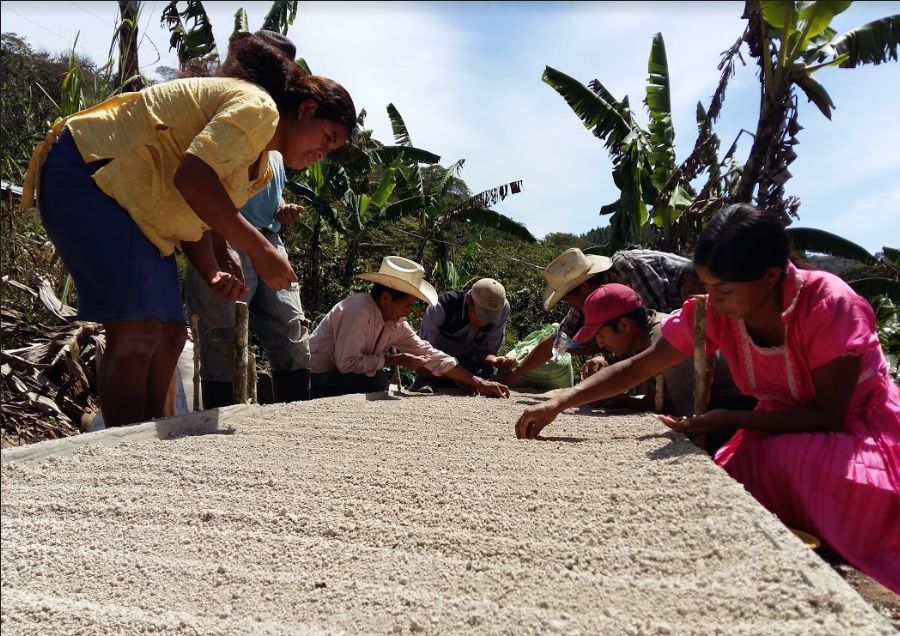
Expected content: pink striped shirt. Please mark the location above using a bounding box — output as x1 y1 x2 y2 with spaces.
309 293 458 377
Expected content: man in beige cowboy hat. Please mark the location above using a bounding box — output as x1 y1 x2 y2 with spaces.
497 247 690 386
308 256 511 399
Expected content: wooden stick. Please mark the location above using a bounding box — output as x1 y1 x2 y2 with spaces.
693 295 708 416
654 374 665 412
234 301 249 405
189 314 201 412
248 352 257 404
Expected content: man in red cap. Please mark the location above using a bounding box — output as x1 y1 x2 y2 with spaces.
574 283 738 417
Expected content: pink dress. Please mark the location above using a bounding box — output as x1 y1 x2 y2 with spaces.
661 263 900 593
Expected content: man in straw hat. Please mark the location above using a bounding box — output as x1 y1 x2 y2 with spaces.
411 277 516 393
308 256 511 399
497 247 690 387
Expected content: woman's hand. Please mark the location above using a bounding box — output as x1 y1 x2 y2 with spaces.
248 242 298 291
490 355 519 370
215 240 245 282
655 409 734 434
276 203 304 226
206 271 250 300
515 400 562 439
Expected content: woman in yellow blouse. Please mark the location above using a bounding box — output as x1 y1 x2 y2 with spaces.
23 31 356 427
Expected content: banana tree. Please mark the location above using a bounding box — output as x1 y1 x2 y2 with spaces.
736 1 899 220
288 107 442 294
787 227 899 378
381 104 533 288
543 33 695 254
161 0 298 69
787 228 900 301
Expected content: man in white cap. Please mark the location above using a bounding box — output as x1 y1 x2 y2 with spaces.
497 247 690 387
412 278 516 392
308 256 511 399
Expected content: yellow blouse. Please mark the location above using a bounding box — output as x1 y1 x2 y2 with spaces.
22 77 280 255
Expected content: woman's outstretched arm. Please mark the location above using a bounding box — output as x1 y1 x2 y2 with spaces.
515 338 690 439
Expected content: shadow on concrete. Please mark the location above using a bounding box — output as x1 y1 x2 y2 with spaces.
640 431 703 462
535 435 587 443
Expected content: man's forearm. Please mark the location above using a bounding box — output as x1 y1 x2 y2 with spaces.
512 336 554 375
181 233 217 280
444 364 477 387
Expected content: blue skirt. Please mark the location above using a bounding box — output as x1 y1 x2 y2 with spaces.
39 129 186 324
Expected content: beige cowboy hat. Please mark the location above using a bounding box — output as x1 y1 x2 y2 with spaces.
356 256 438 305
542 248 613 310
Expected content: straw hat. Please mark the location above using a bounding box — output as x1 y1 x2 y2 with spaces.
356 256 438 305
542 248 613 310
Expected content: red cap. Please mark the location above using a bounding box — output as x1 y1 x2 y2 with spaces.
573 284 642 344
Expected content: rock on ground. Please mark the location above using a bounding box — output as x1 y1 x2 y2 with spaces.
1 393 895 635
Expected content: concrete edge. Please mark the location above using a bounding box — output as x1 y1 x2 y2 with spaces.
1 404 256 466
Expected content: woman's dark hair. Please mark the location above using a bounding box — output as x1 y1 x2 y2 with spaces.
370 283 412 301
219 31 357 133
254 30 296 60
603 306 650 332
694 203 790 282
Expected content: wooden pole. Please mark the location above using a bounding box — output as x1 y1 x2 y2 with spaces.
693 296 708 416
234 301 249 404
654 374 665 412
248 352 257 404
189 314 201 411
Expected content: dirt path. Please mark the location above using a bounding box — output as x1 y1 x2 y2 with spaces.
1 393 895 634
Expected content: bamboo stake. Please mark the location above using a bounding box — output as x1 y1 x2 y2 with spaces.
189 314 201 411
234 301 249 404
654 374 665 412
693 295 708 416
248 352 257 404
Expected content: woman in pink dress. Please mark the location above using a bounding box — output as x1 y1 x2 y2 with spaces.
514 204 900 592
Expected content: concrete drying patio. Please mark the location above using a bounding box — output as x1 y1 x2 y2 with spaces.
1 392 895 634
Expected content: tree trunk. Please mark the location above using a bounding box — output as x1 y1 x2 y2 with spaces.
734 0 790 206
341 234 362 288
117 1 143 93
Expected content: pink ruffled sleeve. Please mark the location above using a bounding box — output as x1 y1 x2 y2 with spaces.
660 297 721 356
801 292 879 370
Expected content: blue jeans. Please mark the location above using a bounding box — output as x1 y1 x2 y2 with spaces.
185 228 309 383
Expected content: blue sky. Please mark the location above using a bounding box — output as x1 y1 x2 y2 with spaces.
3 1 898 253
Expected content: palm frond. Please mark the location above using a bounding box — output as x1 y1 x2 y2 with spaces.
849 277 900 303
386 103 414 147
232 8 248 33
161 0 219 65
645 33 677 199
831 14 900 67
370 145 440 166
446 208 536 243
454 180 524 213
787 227 876 264
543 66 641 159
260 0 298 35
435 160 465 201
284 180 347 233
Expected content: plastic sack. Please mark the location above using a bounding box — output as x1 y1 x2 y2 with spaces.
506 323 574 390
